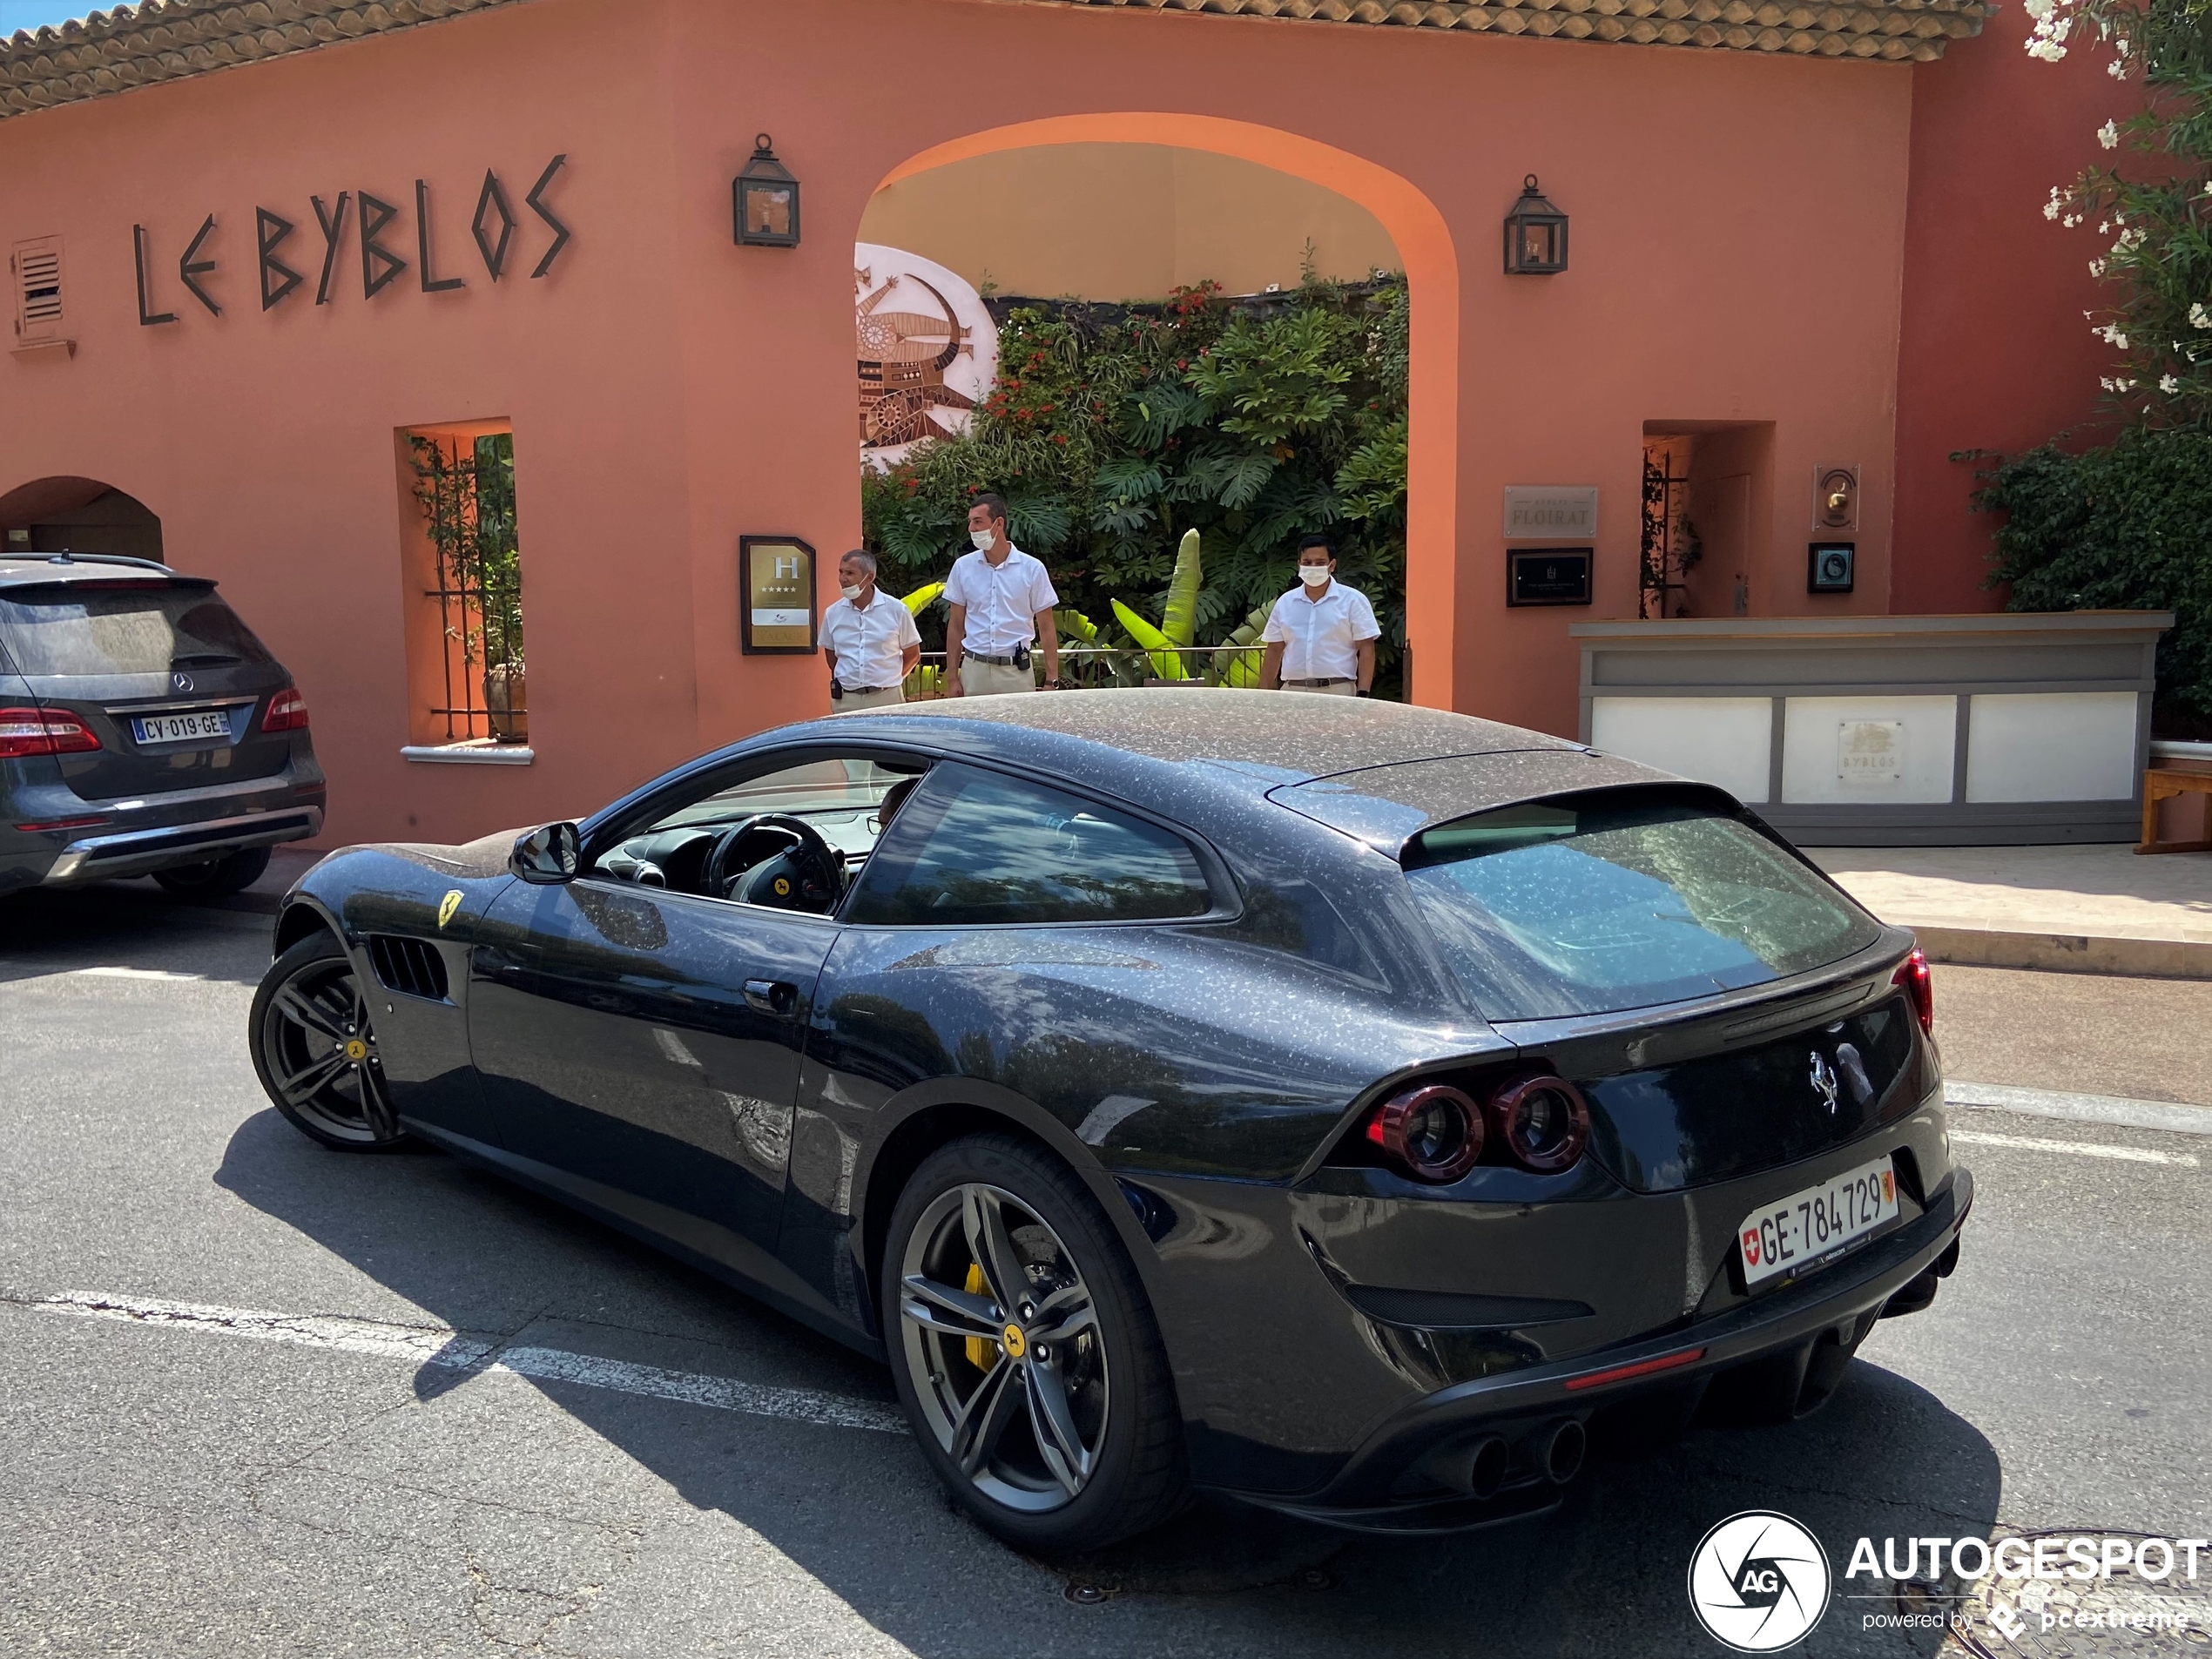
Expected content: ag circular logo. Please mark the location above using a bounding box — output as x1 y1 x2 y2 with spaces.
1687 1510 1831 1651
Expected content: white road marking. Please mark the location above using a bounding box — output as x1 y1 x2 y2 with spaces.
1948 1130 2201 1168
15 1291 906 1433
64 966 206 981
1946 1081 2212 1138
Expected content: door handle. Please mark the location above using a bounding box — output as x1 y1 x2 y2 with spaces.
744 978 799 1018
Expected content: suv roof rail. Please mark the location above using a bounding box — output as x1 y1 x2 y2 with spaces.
0 551 176 574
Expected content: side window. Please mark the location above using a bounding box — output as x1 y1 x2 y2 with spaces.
845 763 1211 927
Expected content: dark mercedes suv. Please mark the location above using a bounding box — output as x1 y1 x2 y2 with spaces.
0 553 326 900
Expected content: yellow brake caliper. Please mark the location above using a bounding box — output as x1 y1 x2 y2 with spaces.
964 1262 996 1371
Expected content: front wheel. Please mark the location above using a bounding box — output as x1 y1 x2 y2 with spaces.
248 930 410 1151
883 1135 1188 1553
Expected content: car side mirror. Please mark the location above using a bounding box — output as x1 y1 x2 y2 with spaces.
510 821 582 885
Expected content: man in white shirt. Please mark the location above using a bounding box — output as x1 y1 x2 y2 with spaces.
1260 533 1379 696
821 550 921 712
944 492 1062 696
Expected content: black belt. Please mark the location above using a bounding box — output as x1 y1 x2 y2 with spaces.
844 685 898 695
1285 677 1354 686
965 651 1024 666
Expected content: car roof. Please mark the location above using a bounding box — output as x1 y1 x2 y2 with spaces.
832 687 1581 778
0 553 205 590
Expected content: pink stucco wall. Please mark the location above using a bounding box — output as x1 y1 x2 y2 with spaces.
0 0 1932 845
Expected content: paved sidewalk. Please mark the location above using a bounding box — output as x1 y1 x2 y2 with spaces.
1810 842 2212 978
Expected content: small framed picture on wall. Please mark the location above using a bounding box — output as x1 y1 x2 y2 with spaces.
739 535 817 653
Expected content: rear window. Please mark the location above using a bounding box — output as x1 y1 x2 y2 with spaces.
845 763 1211 927
1403 790 1879 1022
0 586 274 677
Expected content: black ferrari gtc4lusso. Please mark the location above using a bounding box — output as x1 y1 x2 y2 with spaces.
250 691 1969 1551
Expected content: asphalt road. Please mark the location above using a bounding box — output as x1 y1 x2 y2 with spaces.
3 883 2209 1657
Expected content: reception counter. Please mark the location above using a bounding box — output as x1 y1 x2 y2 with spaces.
1570 612 2175 846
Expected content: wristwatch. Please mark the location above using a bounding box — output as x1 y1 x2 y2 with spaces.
1042 678 1065 690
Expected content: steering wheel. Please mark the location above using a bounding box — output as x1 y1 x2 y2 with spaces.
701 813 845 912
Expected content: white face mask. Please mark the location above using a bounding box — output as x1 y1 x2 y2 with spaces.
840 583 865 602
970 528 998 551
1299 564 1332 587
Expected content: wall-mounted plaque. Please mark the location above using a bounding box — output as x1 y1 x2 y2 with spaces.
1503 484 1597 541
1838 719 1904 784
739 535 816 653
1507 547 1593 607
1813 463 1860 531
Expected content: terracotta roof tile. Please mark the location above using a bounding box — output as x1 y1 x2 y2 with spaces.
0 0 1983 125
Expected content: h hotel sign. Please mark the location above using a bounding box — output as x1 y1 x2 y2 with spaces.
739 536 818 654
131 155 571 324
1503 485 1598 541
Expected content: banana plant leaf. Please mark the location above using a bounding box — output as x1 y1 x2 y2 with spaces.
1162 529 1203 649
1110 598 1190 681
1211 597 1278 688
900 582 945 616
1055 606 1100 643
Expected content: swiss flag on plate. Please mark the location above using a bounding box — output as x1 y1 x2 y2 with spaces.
1742 1228 1762 1266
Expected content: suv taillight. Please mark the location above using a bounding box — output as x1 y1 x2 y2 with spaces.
1893 948 1934 1036
261 687 309 732
0 706 100 759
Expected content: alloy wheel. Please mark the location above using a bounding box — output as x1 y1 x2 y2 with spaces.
259 951 401 1144
897 1182 1109 1513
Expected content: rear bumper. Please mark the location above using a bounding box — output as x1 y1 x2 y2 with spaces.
39 805 322 884
1229 1167 1973 1533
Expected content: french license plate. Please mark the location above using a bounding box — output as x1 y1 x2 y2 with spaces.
132 710 232 745
1737 1155 1899 1289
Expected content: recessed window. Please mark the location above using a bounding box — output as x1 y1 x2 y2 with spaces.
398 424 527 751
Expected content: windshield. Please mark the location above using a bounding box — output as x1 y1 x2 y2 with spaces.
0 586 274 677
1403 789 1880 1022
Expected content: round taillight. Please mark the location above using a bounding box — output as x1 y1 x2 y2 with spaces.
1365 1083 1484 1182
1488 1073 1590 1174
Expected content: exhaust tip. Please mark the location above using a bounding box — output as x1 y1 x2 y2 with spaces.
1545 1418 1587 1485
1465 1435 1508 1501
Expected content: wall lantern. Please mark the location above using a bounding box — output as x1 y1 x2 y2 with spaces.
733 134 800 248
1503 175 1568 275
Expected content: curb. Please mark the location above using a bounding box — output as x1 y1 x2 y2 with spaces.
1912 925 2212 981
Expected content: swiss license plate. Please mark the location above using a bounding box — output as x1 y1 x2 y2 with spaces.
1737 1155 1899 1289
132 710 232 745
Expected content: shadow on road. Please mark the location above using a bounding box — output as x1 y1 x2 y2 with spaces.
213 1106 2003 1656
0 884 273 984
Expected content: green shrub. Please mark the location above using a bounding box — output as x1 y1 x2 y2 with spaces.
1971 427 2212 718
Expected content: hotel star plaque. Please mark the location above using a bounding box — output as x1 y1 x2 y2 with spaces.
739 535 817 653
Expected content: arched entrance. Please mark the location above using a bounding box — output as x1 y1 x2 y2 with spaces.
0 475 164 563
866 115 1460 709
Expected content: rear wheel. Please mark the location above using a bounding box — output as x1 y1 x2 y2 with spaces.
883 1135 1187 1553
153 846 271 899
249 930 409 1151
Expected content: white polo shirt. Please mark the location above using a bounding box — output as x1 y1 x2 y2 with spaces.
944 545 1058 655
820 590 921 690
1263 580 1381 681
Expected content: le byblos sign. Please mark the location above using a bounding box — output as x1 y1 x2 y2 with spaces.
131 154 571 324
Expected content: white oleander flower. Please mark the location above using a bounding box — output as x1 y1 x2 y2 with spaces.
2045 188 2064 220
2108 54 2129 77
2090 258 2107 277
2098 118 2121 148
2160 374 2180 393
2099 220 2110 234
2190 303 2212 329
2101 377 2117 390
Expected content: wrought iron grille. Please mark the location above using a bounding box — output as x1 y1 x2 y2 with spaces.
1639 449 1696 619
409 432 525 743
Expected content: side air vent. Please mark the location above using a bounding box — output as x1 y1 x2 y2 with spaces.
366 934 449 1002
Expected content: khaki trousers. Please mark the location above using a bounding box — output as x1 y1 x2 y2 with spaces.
834 685 906 712
959 658 1036 698
1283 679 1358 697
